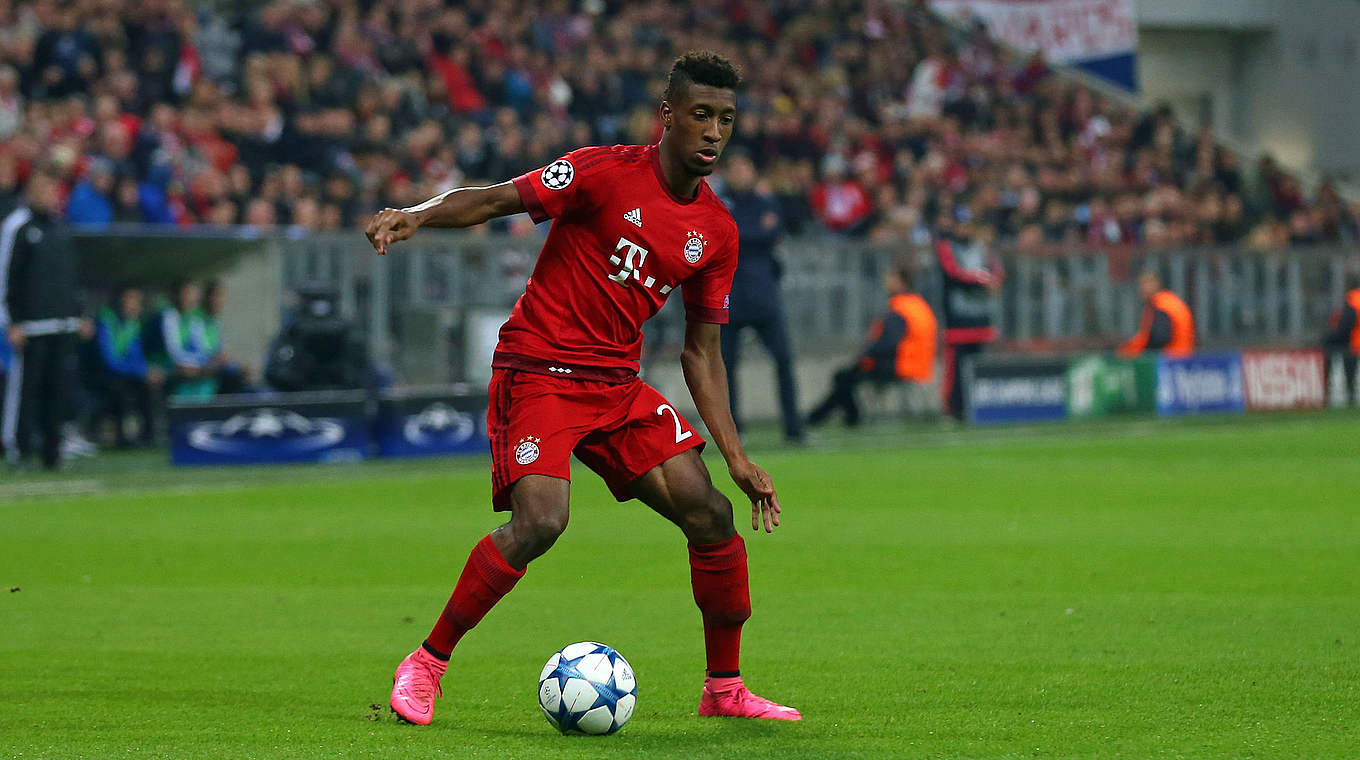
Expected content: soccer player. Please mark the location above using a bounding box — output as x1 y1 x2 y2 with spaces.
365 51 801 725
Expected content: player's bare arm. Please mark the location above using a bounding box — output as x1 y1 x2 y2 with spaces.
679 320 782 533
365 182 525 255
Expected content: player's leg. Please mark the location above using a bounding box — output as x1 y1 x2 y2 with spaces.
391 369 583 725
628 451 801 721
391 475 569 725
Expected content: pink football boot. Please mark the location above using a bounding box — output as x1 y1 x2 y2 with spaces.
390 648 447 725
699 676 802 721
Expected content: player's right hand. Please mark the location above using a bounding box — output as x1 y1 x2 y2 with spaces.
365 208 419 255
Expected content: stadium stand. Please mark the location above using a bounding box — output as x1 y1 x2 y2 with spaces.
1 0 1357 250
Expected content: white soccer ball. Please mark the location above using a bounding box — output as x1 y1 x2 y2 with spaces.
537 641 637 735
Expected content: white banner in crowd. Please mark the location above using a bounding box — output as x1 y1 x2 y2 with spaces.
930 0 1139 90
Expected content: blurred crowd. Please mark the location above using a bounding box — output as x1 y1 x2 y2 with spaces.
1 0 1358 249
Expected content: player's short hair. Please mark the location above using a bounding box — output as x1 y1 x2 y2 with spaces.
663 51 741 102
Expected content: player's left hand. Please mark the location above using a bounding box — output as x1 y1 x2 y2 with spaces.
729 459 782 534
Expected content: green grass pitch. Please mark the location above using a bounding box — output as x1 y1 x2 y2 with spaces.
3 415 1358 759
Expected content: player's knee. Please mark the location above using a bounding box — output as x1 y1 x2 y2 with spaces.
681 489 734 543
513 505 569 556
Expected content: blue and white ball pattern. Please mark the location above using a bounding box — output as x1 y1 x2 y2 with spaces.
537 642 637 735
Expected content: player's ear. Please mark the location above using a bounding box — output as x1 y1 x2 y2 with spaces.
659 100 673 129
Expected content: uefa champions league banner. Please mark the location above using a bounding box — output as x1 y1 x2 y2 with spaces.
168 391 371 466
1155 353 1246 417
930 0 1140 91
374 386 489 458
965 355 1071 425
1066 354 1156 418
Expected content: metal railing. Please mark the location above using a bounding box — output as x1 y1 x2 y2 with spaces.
275 232 1358 383
70 227 1358 385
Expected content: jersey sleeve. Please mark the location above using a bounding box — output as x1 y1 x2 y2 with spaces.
682 226 738 324
511 147 604 224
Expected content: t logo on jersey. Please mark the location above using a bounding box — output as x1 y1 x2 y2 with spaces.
608 237 673 295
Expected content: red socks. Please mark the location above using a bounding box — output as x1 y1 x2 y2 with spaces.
424 535 525 658
688 535 752 675
423 533 749 673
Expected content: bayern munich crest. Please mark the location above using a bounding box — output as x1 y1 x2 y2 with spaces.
515 436 542 465
541 160 574 190
683 230 708 264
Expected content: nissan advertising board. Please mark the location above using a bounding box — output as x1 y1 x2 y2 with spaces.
1241 350 1326 411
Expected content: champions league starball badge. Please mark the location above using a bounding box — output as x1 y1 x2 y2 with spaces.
541 160 574 190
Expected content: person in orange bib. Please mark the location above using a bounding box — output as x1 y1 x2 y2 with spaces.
807 261 937 427
1323 272 1360 406
1117 270 1194 359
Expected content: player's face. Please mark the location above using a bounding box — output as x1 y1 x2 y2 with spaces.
664 84 737 177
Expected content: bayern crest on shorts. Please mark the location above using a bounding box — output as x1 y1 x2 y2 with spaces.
541 160 574 190
683 230 708 264
515 436 541 465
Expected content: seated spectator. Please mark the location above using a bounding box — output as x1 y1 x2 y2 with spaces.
807 261 937 427
111 177 144 223
149 279 216 400
810 155 872 235
0 0 1340 250
1117 271 1195 359
66 158 115 225
93 285 162 447
200 280 252 395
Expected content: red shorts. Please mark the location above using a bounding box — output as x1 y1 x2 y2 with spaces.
487 369 706 509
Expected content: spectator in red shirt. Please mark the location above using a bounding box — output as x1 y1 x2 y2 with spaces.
809 155 872 235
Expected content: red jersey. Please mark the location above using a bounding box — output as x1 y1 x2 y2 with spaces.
497 144 738 375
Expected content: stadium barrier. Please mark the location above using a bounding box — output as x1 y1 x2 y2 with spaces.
1154 353 1246 417
963 355 1070 425
964 348 1344 426
71 228 1355 388
168 386 489 466
374 385 489 458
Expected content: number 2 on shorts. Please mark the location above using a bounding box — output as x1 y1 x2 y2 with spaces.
656 404 693 443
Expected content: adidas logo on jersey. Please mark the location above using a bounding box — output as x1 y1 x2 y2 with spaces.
623 208 642 228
